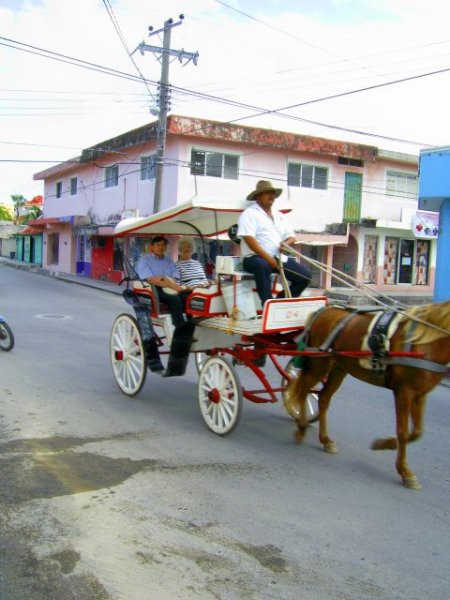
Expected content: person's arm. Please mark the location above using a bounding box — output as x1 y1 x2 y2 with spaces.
242 235 278 269
149 260 184 292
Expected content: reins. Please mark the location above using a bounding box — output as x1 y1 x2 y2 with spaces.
280 243 450 337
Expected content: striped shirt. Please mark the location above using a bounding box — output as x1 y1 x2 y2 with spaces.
176 259 208 287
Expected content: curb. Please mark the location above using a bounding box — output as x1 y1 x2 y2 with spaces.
0 258 122 296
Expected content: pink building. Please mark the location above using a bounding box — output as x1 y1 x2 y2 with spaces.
33 115 436 292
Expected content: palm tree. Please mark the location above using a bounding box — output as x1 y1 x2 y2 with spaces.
10 194 26 224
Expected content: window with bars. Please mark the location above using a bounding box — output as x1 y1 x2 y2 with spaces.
140 155 156 180
338 156 364 167
386 170 418 199
56 181 62 198
190 149 239 180
105 165 119 188
288 163 328 190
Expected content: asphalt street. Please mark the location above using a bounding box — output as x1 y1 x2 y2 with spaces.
0 264 449 600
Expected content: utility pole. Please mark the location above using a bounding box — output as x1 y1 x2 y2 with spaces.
134 15 198 214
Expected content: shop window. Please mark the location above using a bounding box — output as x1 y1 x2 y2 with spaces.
383 237 430 285
362 235 378 283
415 240 430 285
383 237 398 284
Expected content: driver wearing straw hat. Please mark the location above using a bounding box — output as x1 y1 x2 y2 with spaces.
237 180 311 305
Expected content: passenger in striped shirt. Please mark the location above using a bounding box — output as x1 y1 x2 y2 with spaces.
176 237 212 291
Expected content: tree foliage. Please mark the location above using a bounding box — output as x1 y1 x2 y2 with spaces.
22 205 43 224
0 204 13 221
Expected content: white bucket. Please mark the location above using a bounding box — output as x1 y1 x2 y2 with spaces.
221 280 257 320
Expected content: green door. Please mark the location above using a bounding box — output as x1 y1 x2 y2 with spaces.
33 235 42 265
24 236 30 262
343 172 362 222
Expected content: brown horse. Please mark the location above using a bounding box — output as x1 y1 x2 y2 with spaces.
285 300 450 490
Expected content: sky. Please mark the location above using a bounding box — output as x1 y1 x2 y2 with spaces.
1 0 450 206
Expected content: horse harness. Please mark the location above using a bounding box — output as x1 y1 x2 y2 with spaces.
299 304 448 374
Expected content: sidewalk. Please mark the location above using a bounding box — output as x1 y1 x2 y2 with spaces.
0 257 123 296
0 257 437 303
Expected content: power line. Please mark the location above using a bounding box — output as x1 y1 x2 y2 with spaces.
101 0 156 102
0 35 445 146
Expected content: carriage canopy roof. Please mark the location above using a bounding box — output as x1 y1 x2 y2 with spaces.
114 197 292 238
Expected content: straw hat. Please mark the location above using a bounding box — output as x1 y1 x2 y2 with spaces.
246 180 282 201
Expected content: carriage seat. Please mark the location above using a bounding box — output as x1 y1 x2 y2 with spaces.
214 255 283 317
131 280 171 318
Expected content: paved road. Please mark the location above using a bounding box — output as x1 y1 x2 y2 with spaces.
0 265 449 600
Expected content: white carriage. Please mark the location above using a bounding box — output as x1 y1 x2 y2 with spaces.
110 198 327 434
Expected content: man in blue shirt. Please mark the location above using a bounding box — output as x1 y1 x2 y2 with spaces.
136 236 189 328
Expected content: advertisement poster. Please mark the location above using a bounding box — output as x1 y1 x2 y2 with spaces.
412 210 439 239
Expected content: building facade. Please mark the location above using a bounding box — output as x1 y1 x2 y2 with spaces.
32 115 436 292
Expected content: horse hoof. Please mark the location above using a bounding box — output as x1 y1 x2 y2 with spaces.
324 441 338 454
403 476 422 490
294 431 304 445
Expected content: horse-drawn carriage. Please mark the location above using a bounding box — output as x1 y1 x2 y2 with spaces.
110 198 450 489
110 198 327 434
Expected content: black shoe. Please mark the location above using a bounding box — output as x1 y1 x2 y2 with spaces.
148 358 165 374
163 357 188 378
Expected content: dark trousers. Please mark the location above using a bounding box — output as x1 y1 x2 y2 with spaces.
156 288 190 327
242 255 311 305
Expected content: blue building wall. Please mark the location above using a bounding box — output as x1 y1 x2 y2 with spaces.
419 147 450 301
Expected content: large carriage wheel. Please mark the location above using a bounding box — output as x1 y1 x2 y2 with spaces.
198 356 242 435
281 358 320 423
110 313 147 396
0 321 14 351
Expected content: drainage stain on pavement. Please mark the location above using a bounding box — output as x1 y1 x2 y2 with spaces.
0 435 157 504
237 543 289 573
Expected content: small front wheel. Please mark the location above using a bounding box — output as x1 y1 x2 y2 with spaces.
198 356 242 435
0 321 14 351
110 313 147 396
281 359 320 423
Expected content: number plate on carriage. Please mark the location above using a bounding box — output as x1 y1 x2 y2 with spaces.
262 297 327 333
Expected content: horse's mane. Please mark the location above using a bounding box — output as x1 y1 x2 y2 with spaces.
402 300 450 345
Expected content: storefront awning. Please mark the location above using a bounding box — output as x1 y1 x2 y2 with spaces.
27 217 61 227
19 227 42 235
295 233 349 246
